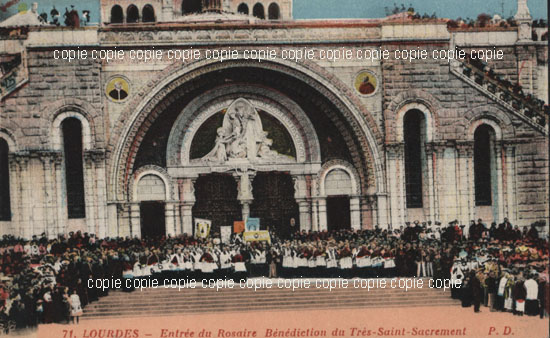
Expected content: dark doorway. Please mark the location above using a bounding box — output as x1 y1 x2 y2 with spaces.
0 138 10 221
327 196 350 231
140 201 166 239
192 173 241 235
252 3 265 19
142 4 155 22
111 5 123 23
62 118 86 219
182 0 203 14
237 3 249 14
403 109 425 208
474 124 494 206
268 3 280 19
250 171 298 239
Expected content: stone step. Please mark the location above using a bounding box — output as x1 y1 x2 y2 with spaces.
94 285 447 295
82 279 459 319
94 288 448 298
83 299 458 319
86 292 449 308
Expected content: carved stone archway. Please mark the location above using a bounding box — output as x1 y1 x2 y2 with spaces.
108 57 384 204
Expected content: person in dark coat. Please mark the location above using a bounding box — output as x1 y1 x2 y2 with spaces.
470 271 483 313
513 277 527 316
461 277 472 308
486 271 497 311
537 278 547 319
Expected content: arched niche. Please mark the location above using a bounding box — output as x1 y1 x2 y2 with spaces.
167 84 321 167
131 165 172 202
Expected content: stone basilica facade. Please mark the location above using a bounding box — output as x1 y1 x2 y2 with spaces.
0 0 548 239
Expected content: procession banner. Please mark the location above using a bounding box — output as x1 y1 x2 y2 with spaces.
243 230 271 244
220 226 232 244
233 221 245 233
194 218 211 238
245 217 260 231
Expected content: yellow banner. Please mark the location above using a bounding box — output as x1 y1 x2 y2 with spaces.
243 230 271 244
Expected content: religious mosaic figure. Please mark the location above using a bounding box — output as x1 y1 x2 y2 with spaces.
201 98 291 162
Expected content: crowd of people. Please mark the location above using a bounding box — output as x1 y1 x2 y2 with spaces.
0 218 548 331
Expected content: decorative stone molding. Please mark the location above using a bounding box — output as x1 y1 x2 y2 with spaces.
462 105 515 141
45 97 102 149
0 130 17 154
51 111 94 151
167 84 320 167
130 165 173 202
317 159 361 197
385 89 442 144
108 57 383 202
394 101 437 143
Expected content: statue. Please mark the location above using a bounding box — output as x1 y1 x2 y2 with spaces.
200 98 292 163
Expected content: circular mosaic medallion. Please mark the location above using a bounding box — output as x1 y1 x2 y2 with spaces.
354 70 378 96
106 76 130 102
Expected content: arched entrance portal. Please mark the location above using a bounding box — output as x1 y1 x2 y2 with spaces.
250 171 299 238
192 173 241 234
140 201 166 238
110 59 386 238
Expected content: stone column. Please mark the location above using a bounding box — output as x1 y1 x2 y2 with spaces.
318 198 327 231
494 141 505 222
425 143 438 223
360 195 375 230
165 202 177 237
8 154 19 236
235 170 255 223
181 178 196 236
129 203 141 238
376 193 389 228
350 196 361 230
53 153 66 236
292 174 311 231
90 151 108 239
39 153 56 238
83 152 96 235
107 203 119 238
310 180 319 232
386 143 406 228
15 155 31 239
457 142 475 224
116 203 129 238
503 143 518 223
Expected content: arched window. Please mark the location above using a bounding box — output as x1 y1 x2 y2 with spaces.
182 0 203 14
268 3 280 19
403 109 425 208
110 5 123 24
62 118 86 219
237 3 249 15
126 5 139 23
142 4 155 22
474 124 495 206
252 3 265 19
0 139 10 221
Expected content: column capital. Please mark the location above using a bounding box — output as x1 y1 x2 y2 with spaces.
456 141 474 157
385 142 404 157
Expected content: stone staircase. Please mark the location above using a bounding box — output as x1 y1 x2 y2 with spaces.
82 278 459 319
450 58 549 135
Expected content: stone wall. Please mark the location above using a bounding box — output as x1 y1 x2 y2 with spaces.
0 21 547 238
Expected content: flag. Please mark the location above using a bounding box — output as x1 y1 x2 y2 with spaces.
243 230 271 244
233 221 245 233
220 226 232 244
246 218 260 231
194 218 211 238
